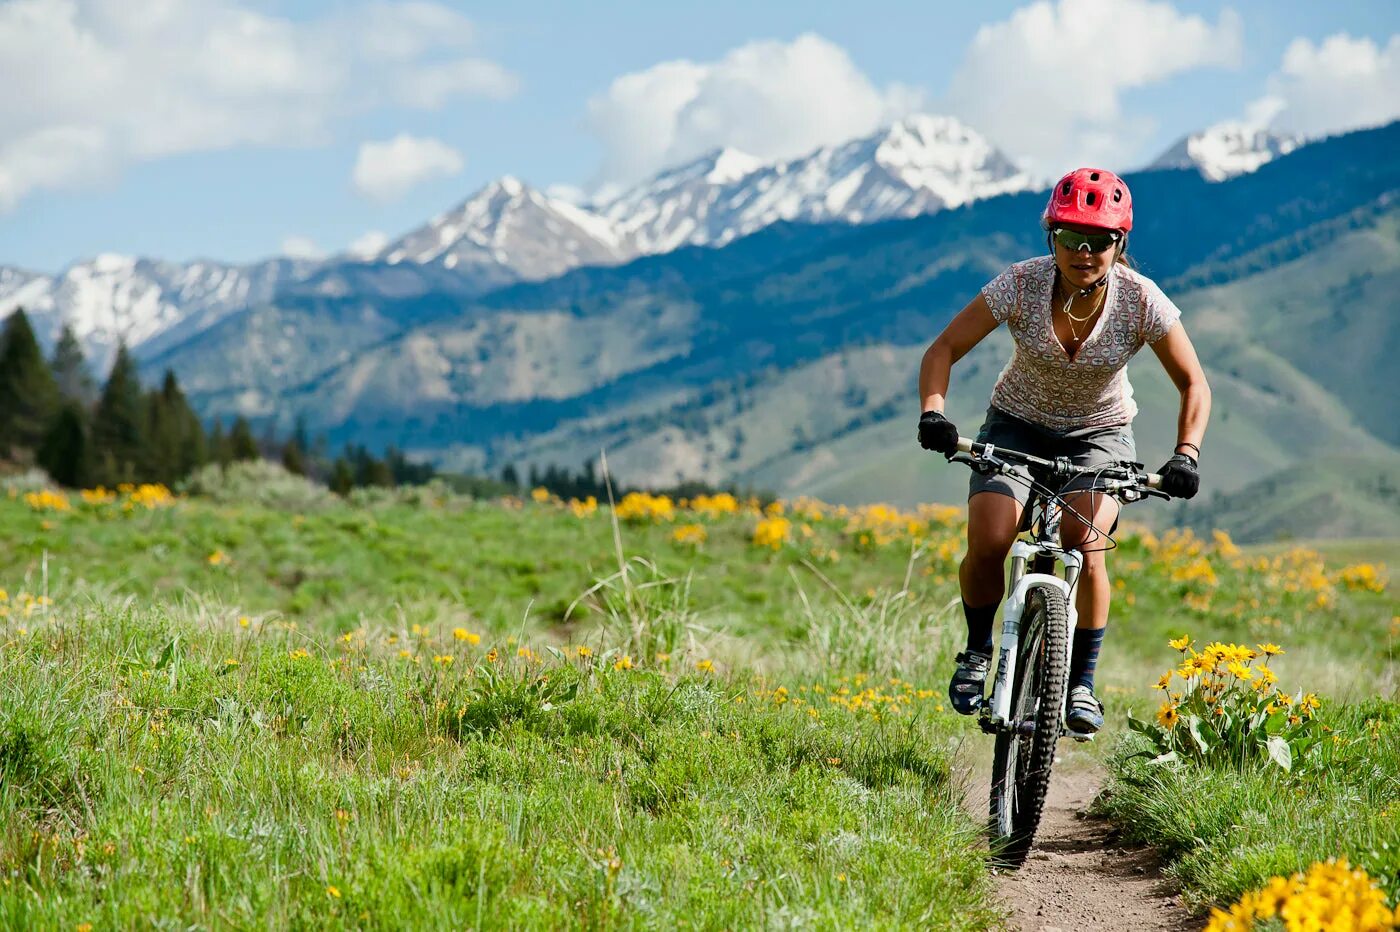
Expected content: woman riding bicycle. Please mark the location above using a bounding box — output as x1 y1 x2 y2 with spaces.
916 168 1211 736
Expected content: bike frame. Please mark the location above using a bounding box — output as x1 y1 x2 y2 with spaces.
984 516 1083 734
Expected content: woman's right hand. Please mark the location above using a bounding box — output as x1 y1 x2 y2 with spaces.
918 411 960 455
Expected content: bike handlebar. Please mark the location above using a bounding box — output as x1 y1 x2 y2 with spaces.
952 436 1165 492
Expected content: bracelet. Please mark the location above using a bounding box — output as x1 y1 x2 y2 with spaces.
1175 441 1201 457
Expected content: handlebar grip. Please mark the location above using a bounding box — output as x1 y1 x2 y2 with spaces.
1145 472 1163 490
956 436 975 454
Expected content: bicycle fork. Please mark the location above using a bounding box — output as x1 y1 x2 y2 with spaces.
980 541 1084 738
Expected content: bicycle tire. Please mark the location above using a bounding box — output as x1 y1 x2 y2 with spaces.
988 583 1070 866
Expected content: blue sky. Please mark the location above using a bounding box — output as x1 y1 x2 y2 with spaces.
2 0 1397 272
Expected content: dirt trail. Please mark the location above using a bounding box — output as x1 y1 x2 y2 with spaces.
968 763 1199 931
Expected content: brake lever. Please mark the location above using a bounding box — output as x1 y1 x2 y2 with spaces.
948 451 1001 476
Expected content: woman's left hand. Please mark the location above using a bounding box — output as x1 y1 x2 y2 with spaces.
1157 453 1199 499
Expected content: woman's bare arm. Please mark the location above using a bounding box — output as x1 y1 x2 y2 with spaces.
1149 322 1211 454
919 295 1000 413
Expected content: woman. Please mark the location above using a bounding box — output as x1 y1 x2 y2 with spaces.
916 168 1210 735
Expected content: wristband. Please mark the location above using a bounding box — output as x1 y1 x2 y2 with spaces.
1175 441 1200 458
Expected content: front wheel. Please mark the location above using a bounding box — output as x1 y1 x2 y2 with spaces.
988 583 1070 866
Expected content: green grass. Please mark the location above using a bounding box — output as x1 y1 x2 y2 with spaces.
1 470 1396 927
1097 698 1400 913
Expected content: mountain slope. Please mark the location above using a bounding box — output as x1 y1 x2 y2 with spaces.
1178 456 1400 541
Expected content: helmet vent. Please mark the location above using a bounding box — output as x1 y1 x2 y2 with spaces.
1113 189 1122 202
1061 181 1072 196
1089 171 1100 181
1086 191 1097 206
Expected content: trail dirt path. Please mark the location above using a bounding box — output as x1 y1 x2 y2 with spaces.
968 762 1199 931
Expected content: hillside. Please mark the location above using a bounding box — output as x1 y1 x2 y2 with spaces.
1178 455 1400 542
152 123 1400 449
129 122 1400 539
487 202 1400 541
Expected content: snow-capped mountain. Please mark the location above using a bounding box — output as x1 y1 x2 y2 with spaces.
6 113 1032 370
1149 123 1303 182
0 255 312 372
380 114 1034 272
607 115 1033 254
378 176 630 283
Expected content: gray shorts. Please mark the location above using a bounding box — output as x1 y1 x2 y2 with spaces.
968 406 1137 508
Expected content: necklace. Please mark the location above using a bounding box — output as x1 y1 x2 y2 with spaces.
1056 275 1107 343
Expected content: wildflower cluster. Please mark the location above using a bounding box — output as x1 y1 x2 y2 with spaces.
613 492 676 523
568 496 598 518
23 489 71 512
1335 562 1388 594
841 502 963 550
752 516 791 550
1204 858 1397 932
1135 528 1387 621
672 524 707 547
1132 637 1323 770
688 493 741 518
25 484 176 515
753 675 945 722
0 589 52 620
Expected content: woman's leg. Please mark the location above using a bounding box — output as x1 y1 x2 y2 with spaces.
948 491 1024 714
959 491 1024 645
1060 489 1121 695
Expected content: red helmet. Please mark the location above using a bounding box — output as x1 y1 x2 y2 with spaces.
1044 168 1133 232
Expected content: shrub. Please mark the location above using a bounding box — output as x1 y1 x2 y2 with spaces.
180 460 335 511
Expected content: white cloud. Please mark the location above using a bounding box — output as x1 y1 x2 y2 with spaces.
944 0 1243 172
1253 33 1400 139
0 0 514 210
347 229 391 259
352 134 464 203
585 34 923 188
281 235 325 259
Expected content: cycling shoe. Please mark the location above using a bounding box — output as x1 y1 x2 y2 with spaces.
948 650 992 715
1066 684 1104 736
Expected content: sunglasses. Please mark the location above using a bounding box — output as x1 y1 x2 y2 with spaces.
1051 227 1122 254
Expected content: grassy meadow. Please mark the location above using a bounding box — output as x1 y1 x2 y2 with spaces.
1 463 1396 929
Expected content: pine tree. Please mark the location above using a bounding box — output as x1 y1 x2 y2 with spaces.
0 308 60 460
208 419 232 467
228 416 259 462
150 371 205 481
90 343 147 486
281 436 306 476
281 414 309 472
49 324 96 405
146 387 180 486
38 402 90 488
329 457 354 497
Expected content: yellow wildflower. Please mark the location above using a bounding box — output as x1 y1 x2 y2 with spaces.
614 654 633 671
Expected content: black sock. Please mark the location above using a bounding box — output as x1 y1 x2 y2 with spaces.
962 600 997 656
1070 626 1106 692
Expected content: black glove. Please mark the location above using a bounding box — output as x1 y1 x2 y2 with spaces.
1157 453 1200 499
918 411 960 455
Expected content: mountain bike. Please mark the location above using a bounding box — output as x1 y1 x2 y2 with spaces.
945 436 1168 866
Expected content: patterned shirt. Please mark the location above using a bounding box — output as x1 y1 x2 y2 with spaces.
980 255 1182 431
